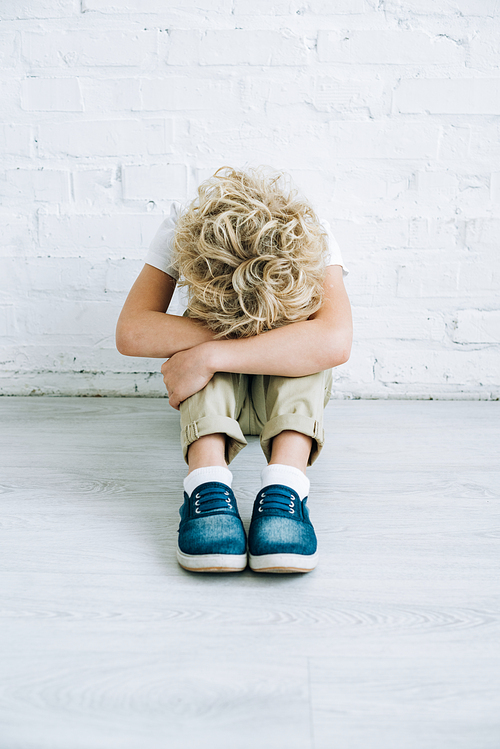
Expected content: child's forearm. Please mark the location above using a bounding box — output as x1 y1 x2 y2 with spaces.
202 317 352 377
116 311 215 358
161 274 352 409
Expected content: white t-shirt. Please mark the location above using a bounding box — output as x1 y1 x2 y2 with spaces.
145 202 348 281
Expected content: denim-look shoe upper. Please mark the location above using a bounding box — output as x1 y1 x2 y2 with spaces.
178 481 247 556
248 484 317 557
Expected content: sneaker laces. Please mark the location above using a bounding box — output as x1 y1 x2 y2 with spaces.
258 486 298 515
192 484 235 515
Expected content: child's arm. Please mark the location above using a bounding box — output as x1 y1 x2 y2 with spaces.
162 265 352 410
116 264 215 358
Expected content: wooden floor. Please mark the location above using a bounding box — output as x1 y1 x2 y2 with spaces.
0 397 499 749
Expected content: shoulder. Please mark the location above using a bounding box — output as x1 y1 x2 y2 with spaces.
144 202 182 280
320 218 349 276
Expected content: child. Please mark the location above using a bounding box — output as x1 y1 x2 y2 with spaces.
116 167 352 574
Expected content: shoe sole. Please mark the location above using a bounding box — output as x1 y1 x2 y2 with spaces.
176 546 247 573
248 551 319 573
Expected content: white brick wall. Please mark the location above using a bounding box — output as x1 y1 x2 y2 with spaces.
0 1 499 399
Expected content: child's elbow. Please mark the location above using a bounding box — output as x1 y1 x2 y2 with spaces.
328 332 352 368
115 320 138 356
338 337 352 365
334 349 350 367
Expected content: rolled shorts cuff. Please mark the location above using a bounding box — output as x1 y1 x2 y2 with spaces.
181 415 248 465
260 414 325 466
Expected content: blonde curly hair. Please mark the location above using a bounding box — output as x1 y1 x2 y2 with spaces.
173 167 328 339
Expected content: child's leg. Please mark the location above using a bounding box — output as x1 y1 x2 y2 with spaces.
175 373 249 573
248 370 333 573
187 434 227 471
180 371 249 466
257 368 334 467
269 430 312 472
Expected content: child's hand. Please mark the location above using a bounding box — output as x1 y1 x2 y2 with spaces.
161 345 214 410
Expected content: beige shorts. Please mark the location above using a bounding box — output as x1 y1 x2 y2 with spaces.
179 369 333 466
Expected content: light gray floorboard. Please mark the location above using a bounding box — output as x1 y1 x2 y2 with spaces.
0 398 499 749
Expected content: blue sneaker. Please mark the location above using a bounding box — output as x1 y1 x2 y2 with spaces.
177 482 247 572
248 484 318 573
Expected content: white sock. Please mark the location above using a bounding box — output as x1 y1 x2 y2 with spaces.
183 466 233 497
260 464 310 500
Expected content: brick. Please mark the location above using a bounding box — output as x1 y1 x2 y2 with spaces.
396 255 498 300
82 0 231 11
105 259 143 293
395 78 500 115
23 257 92 294
5 169 71 202
26 299 121 336
0 305 17 337
122 164 187 200
21 258 137 303
332 219 409 254
73 169 116 205
438 125 471 161
0 80 19 119
22 30 157 68
465 218 500 249
469 124 500 160
334 346 376 385
0 214 33 253
0 34 17 68
336 169 387 205
307 0 366 12
396 259 460 298
290 169 336 207
318 30 462 65
409 218 460 250
334 161 452 209
467 24 500 72
238 74 320 113
451 310 500 344
233 0 302 13
184 117 266 164
37 119 170 157
415 170 459 195
0 345 134 375
313 76 386 116
35 171 71 203
200 30 308 66
333 165 413 205
141 77 236 111
251 74 308 108
0 0 78 19
328 121 440 160
354 307 445 341
38 214 143 250
0 124 32 157
455 174 490 214
376 348 500 387
458 262 499 298
21 77 83 112
383 0 499 14
338 257 400 302
0 259 27 300
80 78 141 112
490 172 500 204
166 31 202 67
38 213 164 253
